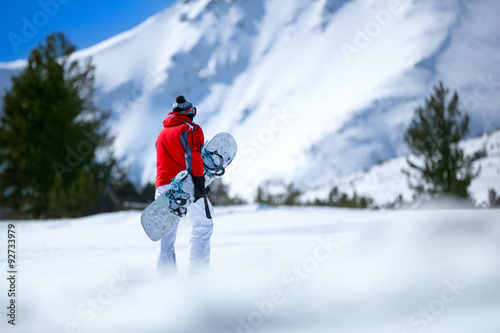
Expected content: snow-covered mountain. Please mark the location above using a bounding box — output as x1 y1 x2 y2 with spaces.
303 129 500 206
1 0 500 199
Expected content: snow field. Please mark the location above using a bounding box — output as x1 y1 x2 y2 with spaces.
1 205 500 333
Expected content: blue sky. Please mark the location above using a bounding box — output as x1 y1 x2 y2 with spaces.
0 0 176 62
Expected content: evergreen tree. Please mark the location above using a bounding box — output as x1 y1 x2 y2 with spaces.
0 32 114 218
207 179 246 206
403 82 479 200
488 189 500 208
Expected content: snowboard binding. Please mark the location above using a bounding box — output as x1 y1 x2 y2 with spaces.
167 171 192 217
203 150 225 178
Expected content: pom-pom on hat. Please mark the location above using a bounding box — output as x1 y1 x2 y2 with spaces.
173 95 193 112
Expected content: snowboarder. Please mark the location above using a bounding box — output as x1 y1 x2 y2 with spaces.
155 95 213 276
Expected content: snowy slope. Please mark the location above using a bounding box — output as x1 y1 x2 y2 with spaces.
1 206 500 333
1 0 499 199
304 129 500 206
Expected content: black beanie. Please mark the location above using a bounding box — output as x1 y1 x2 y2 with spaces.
172 95 193 112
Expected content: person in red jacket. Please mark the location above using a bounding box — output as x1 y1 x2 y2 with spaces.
155 95 213 276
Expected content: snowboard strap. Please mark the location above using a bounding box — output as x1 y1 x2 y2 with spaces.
203 150 225 177
204 195 212 219
167 174 190 217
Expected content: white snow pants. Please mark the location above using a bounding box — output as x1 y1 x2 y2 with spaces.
155 184 214 276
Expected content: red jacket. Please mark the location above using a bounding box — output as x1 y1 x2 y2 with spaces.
156 112 205 188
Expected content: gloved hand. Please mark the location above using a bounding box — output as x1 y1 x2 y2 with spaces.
192 176 206 203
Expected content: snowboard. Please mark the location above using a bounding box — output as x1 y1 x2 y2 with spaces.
141 132 237 241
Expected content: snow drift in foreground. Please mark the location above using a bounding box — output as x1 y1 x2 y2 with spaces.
1 206 499 333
